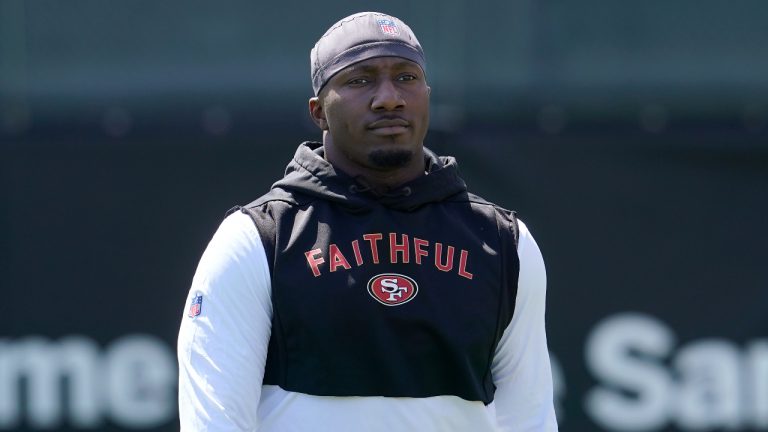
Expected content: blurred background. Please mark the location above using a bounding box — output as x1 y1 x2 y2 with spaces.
2 0 767 430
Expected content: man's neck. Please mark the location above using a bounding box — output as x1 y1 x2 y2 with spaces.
354 165 425 194
323 145 425 193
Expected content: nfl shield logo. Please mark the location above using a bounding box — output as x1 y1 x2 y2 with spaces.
188 293 203 318
377 19 399 36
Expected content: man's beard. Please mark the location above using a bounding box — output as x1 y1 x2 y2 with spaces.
368 148 413 169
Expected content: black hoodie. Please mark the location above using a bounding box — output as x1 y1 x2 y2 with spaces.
235 141 519 404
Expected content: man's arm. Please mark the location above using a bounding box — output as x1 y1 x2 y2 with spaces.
178 211 273 431
492 219 558 431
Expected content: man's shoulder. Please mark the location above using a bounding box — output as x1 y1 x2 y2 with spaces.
447 191 516 216
221 188 303 228
444 191 519 242
241 187 313 212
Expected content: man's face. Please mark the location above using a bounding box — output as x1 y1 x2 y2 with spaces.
310 56 430 173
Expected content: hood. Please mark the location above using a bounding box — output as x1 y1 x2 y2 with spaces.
271 141 467 212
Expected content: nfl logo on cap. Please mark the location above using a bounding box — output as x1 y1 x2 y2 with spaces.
188 293 203 318
377 19 399 36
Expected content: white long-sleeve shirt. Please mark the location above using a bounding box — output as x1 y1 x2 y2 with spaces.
178 211 557 431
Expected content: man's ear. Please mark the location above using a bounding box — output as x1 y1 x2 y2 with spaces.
309 97 329 130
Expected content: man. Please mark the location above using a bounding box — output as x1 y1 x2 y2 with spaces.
178 11 557 431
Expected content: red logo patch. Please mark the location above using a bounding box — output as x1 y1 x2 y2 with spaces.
367 273 418 306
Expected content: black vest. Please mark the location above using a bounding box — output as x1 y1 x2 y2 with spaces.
232 188 519 404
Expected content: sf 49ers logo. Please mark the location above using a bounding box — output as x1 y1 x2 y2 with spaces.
367 273 418 306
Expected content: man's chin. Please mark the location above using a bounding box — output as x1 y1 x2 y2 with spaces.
368 148 414 169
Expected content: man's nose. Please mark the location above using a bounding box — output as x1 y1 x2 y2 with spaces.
371 80 405 111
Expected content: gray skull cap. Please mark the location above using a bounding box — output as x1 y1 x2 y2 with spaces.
310 12 425 95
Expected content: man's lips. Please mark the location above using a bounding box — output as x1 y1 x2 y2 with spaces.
367 118 410 135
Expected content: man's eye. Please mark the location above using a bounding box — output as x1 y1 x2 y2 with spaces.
348 78 370 85
397 74 418 81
